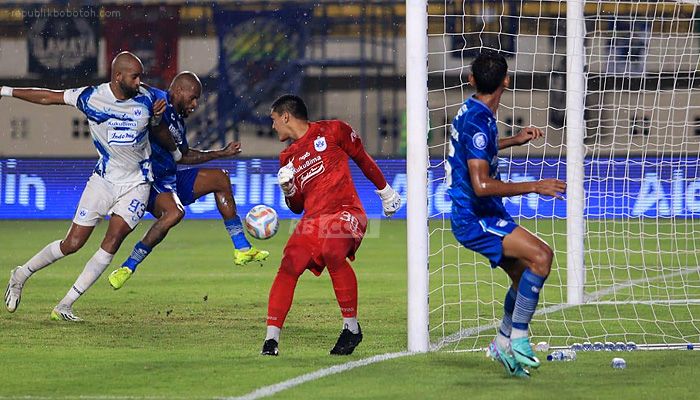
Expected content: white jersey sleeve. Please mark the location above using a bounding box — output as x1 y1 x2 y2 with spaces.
63 87 89 107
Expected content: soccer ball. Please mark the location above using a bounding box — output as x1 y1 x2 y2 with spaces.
244 205 279 240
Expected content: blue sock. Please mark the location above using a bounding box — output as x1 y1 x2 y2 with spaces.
512 270 547 333
122 241 152 272
499 286 517 338
225 216 251 250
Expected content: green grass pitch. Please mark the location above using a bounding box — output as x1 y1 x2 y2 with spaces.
0 219 697 399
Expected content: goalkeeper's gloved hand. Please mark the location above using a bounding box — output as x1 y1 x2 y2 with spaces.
277 161 297 197
375 184 402 217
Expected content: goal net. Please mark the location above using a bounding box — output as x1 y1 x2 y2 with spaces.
419 0 700 351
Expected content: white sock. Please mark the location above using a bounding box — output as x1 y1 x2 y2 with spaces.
266 326 281 342
17 240 64 284
58 248 113 307
511 328 528 340
496 332 510 350
343 317 359 334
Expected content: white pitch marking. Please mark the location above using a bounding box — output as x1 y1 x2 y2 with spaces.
225 351 412 400
231 266 700 399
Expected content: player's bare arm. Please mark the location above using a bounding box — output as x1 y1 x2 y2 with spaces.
498 126 543 150
467 158 566 199
178 141 242 165
0 86 66 105
149 100 178 154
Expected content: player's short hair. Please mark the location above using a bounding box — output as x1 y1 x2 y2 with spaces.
271 94 308 121
471 50 508 94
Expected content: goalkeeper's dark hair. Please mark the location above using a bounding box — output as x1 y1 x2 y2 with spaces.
271 94 309 121
471 50 508 94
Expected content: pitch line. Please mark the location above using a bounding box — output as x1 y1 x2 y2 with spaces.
432 265 700 350
224 351 413 400
231 265 700 399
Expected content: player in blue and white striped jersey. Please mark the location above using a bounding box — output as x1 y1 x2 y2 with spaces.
108 72 269 290
447 51 566 377
2 52 175 321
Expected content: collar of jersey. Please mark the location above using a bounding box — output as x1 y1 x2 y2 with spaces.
292 121 318 145
467 96 495 118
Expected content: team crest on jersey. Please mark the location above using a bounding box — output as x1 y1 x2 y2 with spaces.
314 136 327 152
133 107 142 117
473 132 487 150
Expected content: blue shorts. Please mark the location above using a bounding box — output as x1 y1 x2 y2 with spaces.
148 168 200 212
451 214 518 268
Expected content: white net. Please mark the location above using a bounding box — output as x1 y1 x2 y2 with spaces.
427 0 700 351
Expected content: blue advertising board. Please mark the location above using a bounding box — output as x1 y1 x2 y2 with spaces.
0 157 699 220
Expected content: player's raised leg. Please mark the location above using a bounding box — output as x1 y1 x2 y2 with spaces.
5 223 93 313
262 242 311 356
53 214 134 321
190 168 269 266
109 192 184 289
501 227 553 368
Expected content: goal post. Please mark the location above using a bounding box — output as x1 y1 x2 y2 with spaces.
406 0 430 353
410 0 700 351
566 0 586 305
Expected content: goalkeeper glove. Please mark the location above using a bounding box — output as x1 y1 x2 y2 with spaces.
375 184 401 217
277 161 297 197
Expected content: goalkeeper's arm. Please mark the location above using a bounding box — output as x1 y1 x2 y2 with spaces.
351 149 401 217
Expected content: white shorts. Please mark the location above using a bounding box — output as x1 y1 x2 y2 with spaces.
72 174 151 230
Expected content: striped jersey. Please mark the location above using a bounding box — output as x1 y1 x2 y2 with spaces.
64 83 156 185
447 96 507 219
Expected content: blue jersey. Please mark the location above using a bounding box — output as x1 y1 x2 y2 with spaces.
447 96 507 220
147 87 188 185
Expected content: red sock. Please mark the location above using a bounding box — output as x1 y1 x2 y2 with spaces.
328 259 358 318
266 267 300 328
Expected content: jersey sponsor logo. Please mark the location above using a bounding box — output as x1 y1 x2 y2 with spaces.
299 151 311 160
106 120 141 145
314 136 327 152
292 155 321 174
168 124 184 144
298 160 325 190
107 120 137 129
473 132 488 150
108 129 141 145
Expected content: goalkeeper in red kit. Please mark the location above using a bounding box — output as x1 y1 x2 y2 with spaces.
261 95 402 356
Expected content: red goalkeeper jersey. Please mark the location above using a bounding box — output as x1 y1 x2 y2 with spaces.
279 120 387 218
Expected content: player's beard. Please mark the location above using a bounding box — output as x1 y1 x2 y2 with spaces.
119 81 139 99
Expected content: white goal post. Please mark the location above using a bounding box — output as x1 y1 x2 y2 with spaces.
407 0 700 351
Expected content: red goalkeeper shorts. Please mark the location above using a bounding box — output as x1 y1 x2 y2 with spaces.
284 208 368 276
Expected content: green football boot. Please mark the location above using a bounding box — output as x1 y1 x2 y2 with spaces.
233 247 270 266
487 340 530 378
108 267 133 290
511 337 541 369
